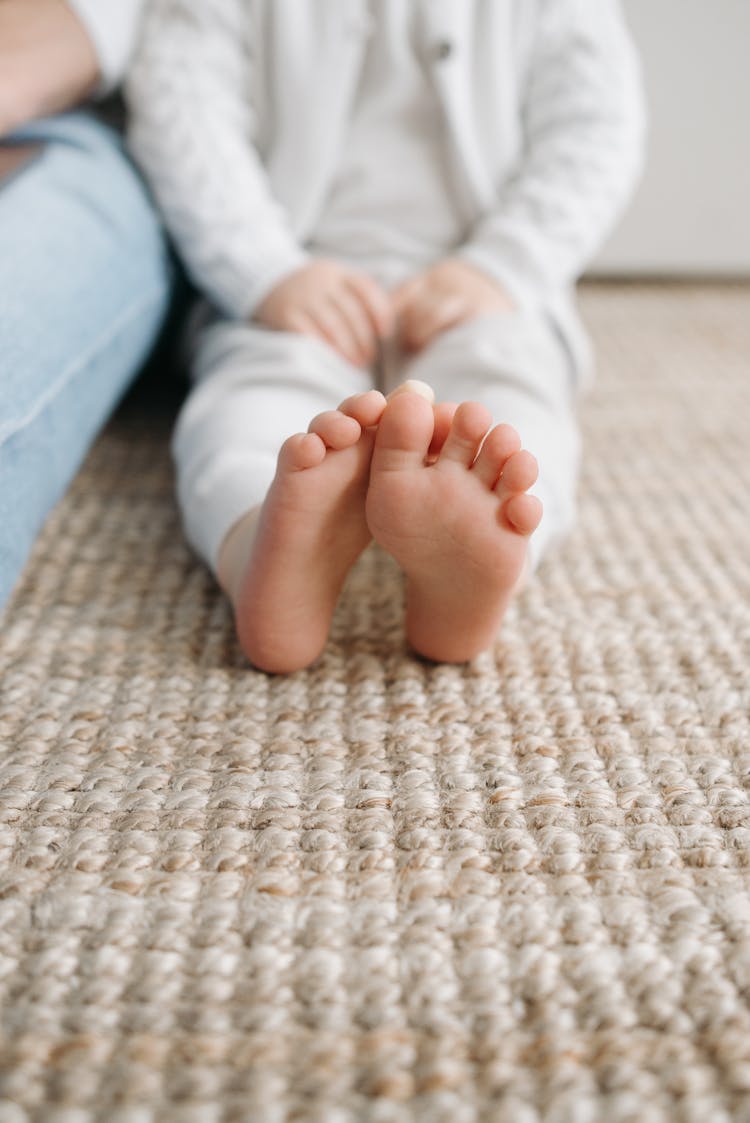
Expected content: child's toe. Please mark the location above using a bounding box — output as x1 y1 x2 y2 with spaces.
427 401 459 461
278 432 327 473
437 401 492 468
371 391 435 471
340 389 387 429
495 448 539 496
308 410 361 449
472 423 521 487
503 492 543 536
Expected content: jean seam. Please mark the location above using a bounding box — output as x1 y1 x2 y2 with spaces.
0 283 168 447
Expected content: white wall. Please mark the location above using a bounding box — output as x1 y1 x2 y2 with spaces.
592 0 750 276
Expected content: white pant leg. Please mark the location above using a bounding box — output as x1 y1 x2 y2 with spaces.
386 311 582 569
172 321 374 572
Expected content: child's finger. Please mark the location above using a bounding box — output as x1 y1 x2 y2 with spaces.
346 271 394 339
285 309 357 366
330 287 378 364
390 276 422 319
309 303 366 367
403 296 467 352
285 308 325 340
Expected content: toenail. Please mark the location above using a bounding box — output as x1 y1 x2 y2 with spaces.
388 379 435 404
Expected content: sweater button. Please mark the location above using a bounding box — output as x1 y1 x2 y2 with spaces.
433 39 454 62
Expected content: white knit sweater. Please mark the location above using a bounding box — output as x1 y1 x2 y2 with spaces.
127 0 646 376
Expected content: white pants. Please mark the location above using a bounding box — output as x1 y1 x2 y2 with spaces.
172 310 582 574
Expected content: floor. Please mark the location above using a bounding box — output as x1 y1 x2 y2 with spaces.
1 284 749 1122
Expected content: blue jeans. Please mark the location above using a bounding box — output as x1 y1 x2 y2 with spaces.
0 112 173 611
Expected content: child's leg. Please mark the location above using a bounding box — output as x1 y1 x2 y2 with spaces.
173 321 382 672
368 311 580 662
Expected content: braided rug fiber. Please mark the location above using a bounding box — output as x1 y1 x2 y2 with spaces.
1 284 749 1122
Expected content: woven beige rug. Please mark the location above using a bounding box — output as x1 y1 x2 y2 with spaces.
1 284 749 1122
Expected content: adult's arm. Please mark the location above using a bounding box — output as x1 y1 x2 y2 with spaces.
127 0 308 321
0 0 144 137
456 0 646 307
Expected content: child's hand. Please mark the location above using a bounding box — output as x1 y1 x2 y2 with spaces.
392 259 513 353
255 259 394 368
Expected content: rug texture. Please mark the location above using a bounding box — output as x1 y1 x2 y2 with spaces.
1 284 749 1123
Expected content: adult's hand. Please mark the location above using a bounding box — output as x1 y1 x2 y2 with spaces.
0 0 99 138
255 259 394 369
392 258 514 353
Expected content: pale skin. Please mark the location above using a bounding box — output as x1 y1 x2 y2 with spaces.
218 257 543 672
0 0 99 138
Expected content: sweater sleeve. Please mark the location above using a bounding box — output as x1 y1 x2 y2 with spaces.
66 0 145 93
457 0 646 306
126 0 308 320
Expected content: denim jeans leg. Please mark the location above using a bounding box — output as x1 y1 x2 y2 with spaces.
0 112 173 612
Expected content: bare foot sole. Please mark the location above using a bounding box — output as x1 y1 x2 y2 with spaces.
220 390 387 673
366 392 543 662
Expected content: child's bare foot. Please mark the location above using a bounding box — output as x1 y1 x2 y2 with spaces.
218 390 386 673
366 391 542 662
